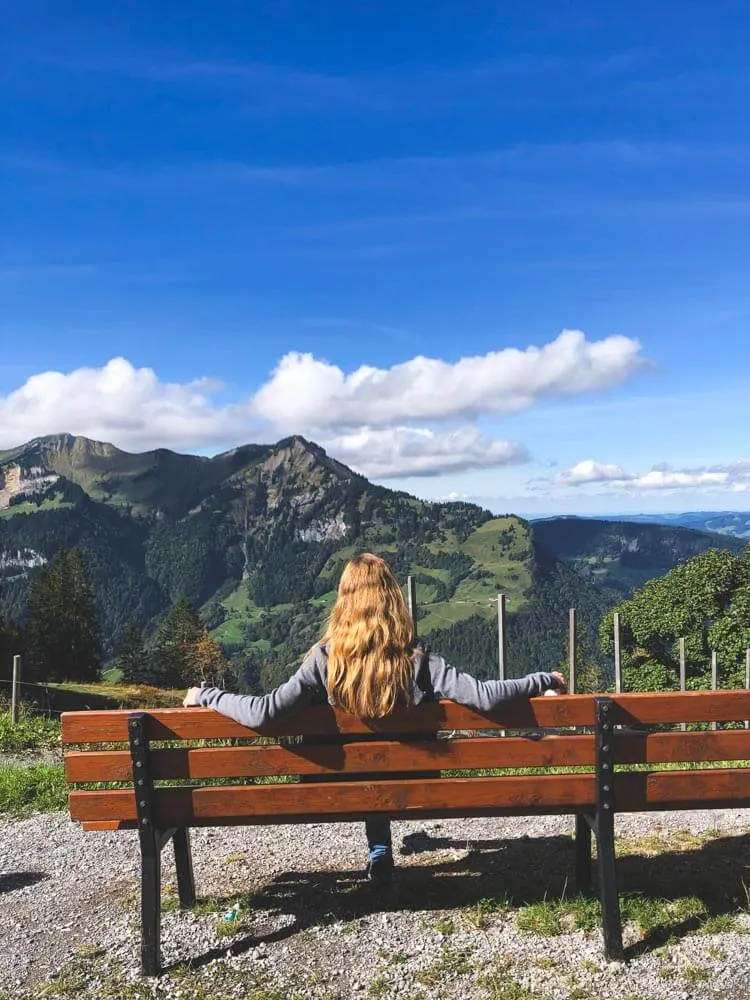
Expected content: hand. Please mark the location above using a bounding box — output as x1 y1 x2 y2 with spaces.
550 671 567 692
183 686 202 707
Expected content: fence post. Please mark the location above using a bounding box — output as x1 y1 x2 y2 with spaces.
497 594 506 682
613 612 622 694
711 650 718 731
568 608 576 694
407 575 417 637
679 638 687 731
11 654 21 725
746 649 750 731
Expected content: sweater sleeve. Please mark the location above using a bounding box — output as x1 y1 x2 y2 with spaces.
427 654 558 712
197 646 327 729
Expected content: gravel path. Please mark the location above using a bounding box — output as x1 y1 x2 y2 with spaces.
2 808 750 999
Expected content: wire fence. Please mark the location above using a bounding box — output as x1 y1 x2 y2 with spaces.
0 676 66 717
406 578 750 704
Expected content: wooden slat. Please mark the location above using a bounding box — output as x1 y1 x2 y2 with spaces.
69 774 598 824
610 691 750 725
64 735 596 782
617 768 750 810
68 767 750 827
70 769 750 827
61 691 750 745
81 821 132 831
60 699 593 743
616 729 750 764
64 727 750 784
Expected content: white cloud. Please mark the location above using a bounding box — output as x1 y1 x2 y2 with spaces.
250 330 645 431
321 426 529 479
557 460 632 485
553 459 750 493
633 469 730 490
0 357 252 452
0 358 529 479
0 332 646 483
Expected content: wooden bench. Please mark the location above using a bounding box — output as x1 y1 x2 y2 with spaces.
62 690 750 975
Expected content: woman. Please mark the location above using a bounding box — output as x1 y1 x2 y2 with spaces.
184 552 565 882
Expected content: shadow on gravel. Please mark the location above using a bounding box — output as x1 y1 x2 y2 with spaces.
0 871 48 894
173 829 750 971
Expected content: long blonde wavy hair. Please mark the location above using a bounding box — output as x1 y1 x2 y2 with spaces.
322 553 415 718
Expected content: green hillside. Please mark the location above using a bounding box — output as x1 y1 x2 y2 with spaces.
532 517 746 598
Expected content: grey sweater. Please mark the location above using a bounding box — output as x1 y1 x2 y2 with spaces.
197 644 558 729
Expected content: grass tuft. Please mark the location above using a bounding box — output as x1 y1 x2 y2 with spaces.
463 894 512 929
0 762 67 816
416 946 473 985
682 964 710 983
700 912 740 934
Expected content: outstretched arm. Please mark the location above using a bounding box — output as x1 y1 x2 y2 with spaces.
428 655 565 712
183 646 327 729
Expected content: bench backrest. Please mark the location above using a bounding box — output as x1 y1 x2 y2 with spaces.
62 692 750 829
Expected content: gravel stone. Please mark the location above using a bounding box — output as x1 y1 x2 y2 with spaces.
1 808 750 998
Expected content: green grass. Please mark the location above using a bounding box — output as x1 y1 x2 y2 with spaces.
435 916 455 935
47 680 183 709
0 708 60 753
516 893 708 939
481 966 550 1000
682 964 710 984
462 894 512 929
417 516 534 632
415 946 474 985
516 901 565 936
700 913 742 934
100 666 123 684
0 496 74 519
0 762 67 816
411 565 452 584
417 600 487 632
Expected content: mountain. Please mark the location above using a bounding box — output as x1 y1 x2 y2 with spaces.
532 516 746 598
0 434 610 683
536 511 750 540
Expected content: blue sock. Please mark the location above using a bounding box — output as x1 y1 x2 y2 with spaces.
368 843 391 861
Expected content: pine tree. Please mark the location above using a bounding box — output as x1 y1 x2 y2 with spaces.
116 619 149 685
26 549 102 682
0 611 22 684
66 550 103 681
152 598 203 688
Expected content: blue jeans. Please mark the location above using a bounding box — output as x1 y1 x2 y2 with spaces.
365 819 392 859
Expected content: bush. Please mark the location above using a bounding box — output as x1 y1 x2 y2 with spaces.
0 706 60 753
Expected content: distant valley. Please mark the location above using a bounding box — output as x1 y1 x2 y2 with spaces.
533 517 746 598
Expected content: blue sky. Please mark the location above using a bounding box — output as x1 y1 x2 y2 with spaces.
2 1 750 515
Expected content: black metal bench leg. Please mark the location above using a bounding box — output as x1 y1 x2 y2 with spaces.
594 696 624 961
596 807 624 960
140 828 162 977
173 827 196 908
575 813 592 893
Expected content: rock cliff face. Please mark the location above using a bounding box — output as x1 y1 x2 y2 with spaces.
0 463 59 509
